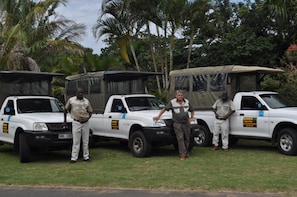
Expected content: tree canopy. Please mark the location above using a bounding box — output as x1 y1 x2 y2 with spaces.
1 0 297 100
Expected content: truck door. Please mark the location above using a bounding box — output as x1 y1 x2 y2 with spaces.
104 99 129 139
230 96 270 138
0 100 16 143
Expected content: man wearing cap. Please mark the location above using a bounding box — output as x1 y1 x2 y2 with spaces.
212 92 235 151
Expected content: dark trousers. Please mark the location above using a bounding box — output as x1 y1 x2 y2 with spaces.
173 122 191 156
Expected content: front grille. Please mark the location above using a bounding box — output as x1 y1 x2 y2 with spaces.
46 122 72 132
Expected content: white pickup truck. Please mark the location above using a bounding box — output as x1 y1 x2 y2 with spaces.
0 96 73 163
193 91 297 156
89 94 200 157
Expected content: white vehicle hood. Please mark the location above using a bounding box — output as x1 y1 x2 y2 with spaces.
128 110 172 119
17 113 70 122
270 107 297 117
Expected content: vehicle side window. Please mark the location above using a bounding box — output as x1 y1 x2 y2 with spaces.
241 96 260 110
111 99 124 112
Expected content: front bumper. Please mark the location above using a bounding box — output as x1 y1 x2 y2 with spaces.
142 124 200 144
142 126 176 143
22 130 73 149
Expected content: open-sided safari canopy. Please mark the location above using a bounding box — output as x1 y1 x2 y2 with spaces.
168 65 284 110
65 71 162 113
0 71 63 105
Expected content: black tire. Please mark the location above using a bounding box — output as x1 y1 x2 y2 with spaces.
19 133 31 163
192 125 212 147
130 131 152 157
277 128 297 156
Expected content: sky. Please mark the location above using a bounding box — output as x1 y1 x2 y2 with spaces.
57 0 104 55
57 0 245 55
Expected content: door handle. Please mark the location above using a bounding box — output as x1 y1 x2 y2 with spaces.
239 113 244 116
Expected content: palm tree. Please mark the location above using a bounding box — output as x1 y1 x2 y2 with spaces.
160 0 187 72
262 0 297 20
128 0 163 93
182 0 212 68
0 0 86 72
93 0 144 71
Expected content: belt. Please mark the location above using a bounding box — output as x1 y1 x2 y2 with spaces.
216 117 225 120
74 119 88 123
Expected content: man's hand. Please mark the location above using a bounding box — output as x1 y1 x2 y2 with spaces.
188 117 194 123
61 122 67 128
153 116 160 120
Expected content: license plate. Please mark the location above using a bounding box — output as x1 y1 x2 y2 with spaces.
58 133 72 139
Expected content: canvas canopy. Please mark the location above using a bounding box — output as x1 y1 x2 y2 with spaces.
0 71 64 105
65 71 162 113
169 65 284 76
168 65 284 110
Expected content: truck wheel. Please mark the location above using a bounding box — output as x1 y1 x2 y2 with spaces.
19 133 31 163
192 125 212 147
277 128 297 156
130 131 152 157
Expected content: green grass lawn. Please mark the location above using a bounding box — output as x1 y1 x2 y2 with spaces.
0 139 296 196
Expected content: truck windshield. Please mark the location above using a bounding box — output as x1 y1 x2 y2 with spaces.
125 97 164 111
260 94 297 109
17 98 65 113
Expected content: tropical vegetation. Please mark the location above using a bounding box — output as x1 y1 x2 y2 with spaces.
1 0 297 99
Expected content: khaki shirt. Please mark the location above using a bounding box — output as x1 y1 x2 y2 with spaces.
65 96 93 120
212 99 235 118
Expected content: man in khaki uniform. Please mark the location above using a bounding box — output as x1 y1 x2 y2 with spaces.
212 92 235 151
63 87 93 163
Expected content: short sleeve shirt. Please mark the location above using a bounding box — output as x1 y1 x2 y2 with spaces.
165 98 193 123
65 96 93 120
212 99 235 117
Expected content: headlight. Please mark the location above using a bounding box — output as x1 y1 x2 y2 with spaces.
154 119 166 127
33 123 48 131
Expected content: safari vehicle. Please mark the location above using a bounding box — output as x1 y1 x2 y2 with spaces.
167 65 297 156
65 71 199 157
0 71 72 163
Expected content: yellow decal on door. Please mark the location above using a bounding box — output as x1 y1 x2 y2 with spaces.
111 120 119 130
2 123 9 133
243 117 257 127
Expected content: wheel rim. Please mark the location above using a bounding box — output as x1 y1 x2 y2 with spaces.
133 137 143 153
194 131 205 145
280 134 293 152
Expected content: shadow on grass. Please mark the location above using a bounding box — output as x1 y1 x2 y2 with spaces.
93 140 179 157
0 144 71 163
0 141 179 163
229 139 278 153
2 139 278 162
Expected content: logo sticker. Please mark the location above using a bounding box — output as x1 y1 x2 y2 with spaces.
243 117 257 127
2 123 9 133
111 120 119 130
